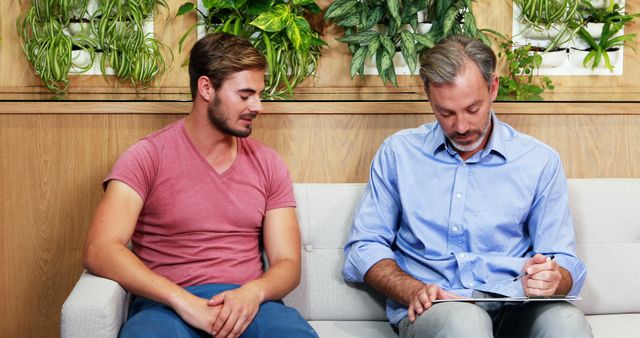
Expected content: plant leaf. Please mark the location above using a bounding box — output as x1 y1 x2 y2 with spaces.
293 0 316 6
380 35 395 56
336 30 379 44
400 30 417 74
250 4 291 32
288 16 312 51
387 0 401 27
364 6 385 30
248 0 275 16
324 0 358 21
203 0 235 10
350 46 367 78
176 3 195 16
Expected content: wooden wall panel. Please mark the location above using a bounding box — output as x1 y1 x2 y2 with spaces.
1 108 640 337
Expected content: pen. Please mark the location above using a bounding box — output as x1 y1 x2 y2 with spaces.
513 255 555 282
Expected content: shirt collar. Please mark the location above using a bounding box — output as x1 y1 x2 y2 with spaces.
430 110 508 160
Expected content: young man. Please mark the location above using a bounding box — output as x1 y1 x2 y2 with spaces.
83 33 318 338
343 36 593 337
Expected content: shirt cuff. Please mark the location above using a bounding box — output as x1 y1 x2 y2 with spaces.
556 255 587 297
343 242 396 283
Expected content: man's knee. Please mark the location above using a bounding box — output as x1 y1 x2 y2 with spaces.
400 302 493 338
253 301 318 338
530 302 593 338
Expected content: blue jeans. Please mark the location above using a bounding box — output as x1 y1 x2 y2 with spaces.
119 284 318 338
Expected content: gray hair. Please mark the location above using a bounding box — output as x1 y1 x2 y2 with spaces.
419 36 496 93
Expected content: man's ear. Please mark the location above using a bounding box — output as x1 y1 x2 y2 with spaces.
197 76 214 102
489 75 499 102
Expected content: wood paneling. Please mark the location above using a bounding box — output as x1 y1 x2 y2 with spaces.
2 102 640 337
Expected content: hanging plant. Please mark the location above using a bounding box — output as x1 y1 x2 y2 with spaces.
177 0 327 99
92 0 172 87
17 0 93 94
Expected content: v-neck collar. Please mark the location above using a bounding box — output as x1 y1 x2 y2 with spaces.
179 119 241 177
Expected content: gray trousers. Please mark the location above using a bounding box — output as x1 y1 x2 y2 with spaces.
398 301 593 338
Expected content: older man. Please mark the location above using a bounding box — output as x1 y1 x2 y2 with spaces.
343 36 593 338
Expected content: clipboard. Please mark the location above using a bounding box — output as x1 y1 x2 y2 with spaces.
432 296 581 303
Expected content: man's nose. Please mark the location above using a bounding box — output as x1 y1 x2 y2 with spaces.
454 115 469 134
250 97 263 114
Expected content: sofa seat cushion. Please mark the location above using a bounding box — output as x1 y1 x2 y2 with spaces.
309 321 397 338
586 314 640 338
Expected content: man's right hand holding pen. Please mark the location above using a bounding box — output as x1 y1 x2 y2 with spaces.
520 254 574 297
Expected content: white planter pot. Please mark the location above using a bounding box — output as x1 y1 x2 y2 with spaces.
521 23 563 40
70 50 93 73
415 23 432 35
531 49 568 68
364 51 419 75
585 22 605 40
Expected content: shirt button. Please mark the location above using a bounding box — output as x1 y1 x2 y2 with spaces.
304 244 313 252
460 253 466 258
452 226 458 232
456 193 462 199
469 282 475 287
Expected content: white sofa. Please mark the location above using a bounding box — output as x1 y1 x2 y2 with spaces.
62 179 640 337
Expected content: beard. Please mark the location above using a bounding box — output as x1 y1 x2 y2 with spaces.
447 113 491 153
207 94 256 138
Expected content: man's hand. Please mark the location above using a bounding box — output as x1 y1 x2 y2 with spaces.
172 294 220 336
407 285 461 322
522 254 564 296
206 284 263 338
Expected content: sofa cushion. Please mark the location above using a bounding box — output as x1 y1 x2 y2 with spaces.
569 179 640 315
309 321 397 338
286 184 388 321
586 314 640 338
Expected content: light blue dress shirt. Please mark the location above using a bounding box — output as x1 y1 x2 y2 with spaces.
343 114 587 325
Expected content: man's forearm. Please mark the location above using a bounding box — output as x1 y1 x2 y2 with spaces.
83 241 193 310
245 258 300 303
364 259 425 306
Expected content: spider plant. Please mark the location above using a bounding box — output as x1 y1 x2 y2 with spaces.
92 0 172 87
177 0 326 99
17 0 94 94
514 0 581 50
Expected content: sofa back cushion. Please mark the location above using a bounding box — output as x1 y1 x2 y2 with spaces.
569 179 640 315
285 179 640 320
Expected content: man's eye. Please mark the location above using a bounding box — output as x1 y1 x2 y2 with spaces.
240 96 249 100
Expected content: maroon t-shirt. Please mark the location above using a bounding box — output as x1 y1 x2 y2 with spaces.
105 119 295 287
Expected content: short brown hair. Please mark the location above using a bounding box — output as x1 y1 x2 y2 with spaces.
188 32 267 99
419 36 496 94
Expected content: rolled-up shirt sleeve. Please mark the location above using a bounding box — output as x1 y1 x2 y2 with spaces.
343 140 402 283
526 153 587 296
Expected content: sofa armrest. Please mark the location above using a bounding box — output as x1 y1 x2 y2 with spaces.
61 270 129 338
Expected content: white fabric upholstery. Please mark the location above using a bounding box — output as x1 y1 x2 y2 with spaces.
61 271 129 338
62 179 640 337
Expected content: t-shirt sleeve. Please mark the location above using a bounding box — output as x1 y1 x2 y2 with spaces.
103 139 159 201
265 151 296 211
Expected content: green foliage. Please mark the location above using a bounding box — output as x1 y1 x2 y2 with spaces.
514 0 581 51
17 0 172 95
490 32 554 101
324 0 488 87
93 0 172 87
575 0 639 71
177 0 326 99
